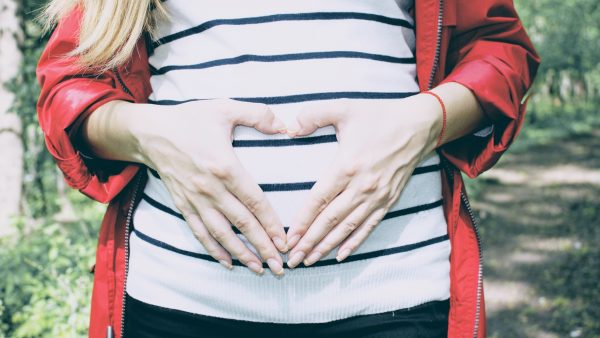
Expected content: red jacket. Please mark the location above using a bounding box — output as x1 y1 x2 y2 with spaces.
36 1 540 337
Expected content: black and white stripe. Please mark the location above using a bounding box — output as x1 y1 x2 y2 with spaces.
141 161 442 235
153 11 414 49
132 224 449 269
127 0 451 324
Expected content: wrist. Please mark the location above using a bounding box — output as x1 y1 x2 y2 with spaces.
122 102 162 166
84 100 151 165
406 93 444 154
423 82 488 144
420 91 447 150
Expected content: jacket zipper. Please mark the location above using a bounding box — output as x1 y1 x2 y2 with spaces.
463 183 484 338
114 172 143 338
426 1 483 337
113 68 134 97
427 0 445 90
108 67 142 338
439 157 483 338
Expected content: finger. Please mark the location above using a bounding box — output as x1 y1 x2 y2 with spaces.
225 99 286 134
336 208 388 262
180 209 233 270
159 180 234 270
213 188 285 276
303 201 374 265
221 156 288 253
286 155 352 250
287 101 345 137
287 187 362 268
190 198 266 275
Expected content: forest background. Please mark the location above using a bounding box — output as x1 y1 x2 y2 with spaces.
0 0 598 337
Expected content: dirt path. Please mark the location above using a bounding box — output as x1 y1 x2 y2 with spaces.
468 130 600 337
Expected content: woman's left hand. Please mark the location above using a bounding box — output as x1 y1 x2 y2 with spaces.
284 94 443 268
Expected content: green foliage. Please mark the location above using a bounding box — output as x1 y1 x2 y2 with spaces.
0 2 104 336
515 0 600 75
0 190 104 338
514 0 600 147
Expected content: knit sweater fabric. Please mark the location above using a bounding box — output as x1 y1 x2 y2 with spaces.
125 0 451 323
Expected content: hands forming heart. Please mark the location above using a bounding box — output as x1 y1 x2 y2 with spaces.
92 84 479 276
130 95 439 277
282 94 442 268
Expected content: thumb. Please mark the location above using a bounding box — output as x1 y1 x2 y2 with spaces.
287 101 343 137
228 100 286 134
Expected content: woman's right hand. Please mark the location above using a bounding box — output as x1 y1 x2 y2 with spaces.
104 98 289 276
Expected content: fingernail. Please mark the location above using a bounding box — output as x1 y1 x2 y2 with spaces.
248 261 264 275
273 236 288 252
267 258 284 276
287 251 305 269
304 251 322 266
336 248 351 262
219 260 233 270
287 234 301 248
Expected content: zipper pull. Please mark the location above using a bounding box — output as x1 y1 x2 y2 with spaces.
106 325 114 338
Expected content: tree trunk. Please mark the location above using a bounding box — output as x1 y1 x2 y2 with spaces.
0 0 24 237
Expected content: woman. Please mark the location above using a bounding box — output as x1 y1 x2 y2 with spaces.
36 0 540 337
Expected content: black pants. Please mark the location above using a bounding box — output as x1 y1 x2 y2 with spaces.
123 292 449 338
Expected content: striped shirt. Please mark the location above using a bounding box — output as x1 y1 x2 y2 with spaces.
126 0 451 323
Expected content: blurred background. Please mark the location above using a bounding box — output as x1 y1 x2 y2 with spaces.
0 0 598 337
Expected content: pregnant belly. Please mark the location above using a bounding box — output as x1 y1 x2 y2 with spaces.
129 118 450 321
138 102 445 261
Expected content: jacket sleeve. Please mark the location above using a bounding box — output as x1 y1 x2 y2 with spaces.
438 0 541 178
36 6 151 203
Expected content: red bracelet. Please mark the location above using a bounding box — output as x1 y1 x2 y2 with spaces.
422 91 447 148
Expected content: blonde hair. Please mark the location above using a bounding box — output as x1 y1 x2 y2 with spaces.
38 0 170 72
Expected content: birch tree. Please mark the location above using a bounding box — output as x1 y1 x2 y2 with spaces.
0 0 24 236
